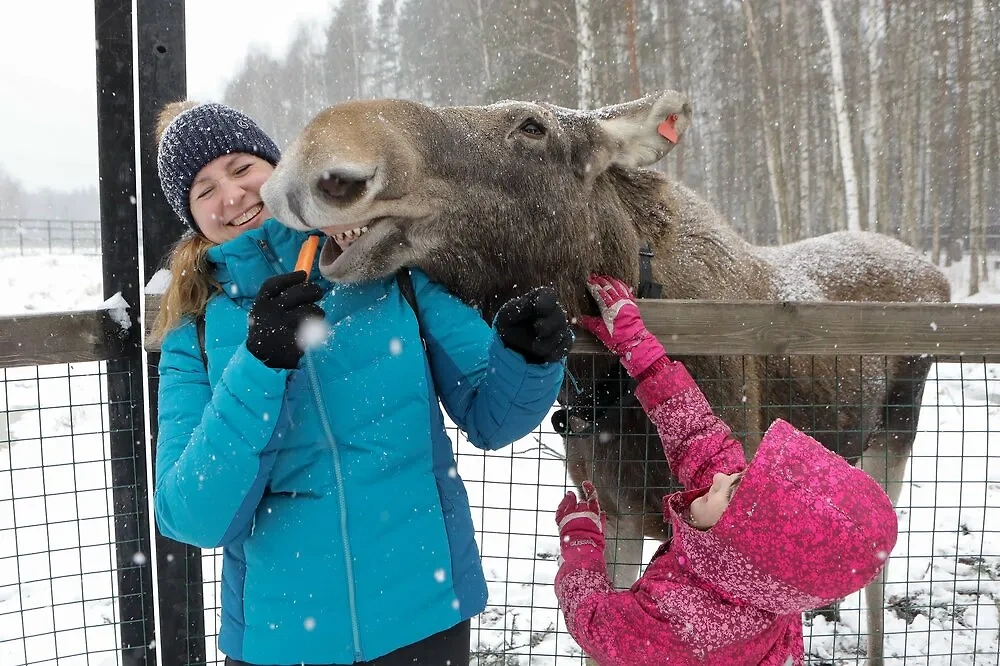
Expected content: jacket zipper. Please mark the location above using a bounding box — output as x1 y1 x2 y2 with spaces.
305 353 363 661
257 236 362 658
256 239 285 274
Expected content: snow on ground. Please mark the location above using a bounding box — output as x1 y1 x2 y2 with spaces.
1 252 999 665
0 255 103 316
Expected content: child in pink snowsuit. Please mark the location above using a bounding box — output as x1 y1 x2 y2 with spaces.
555 275 899 666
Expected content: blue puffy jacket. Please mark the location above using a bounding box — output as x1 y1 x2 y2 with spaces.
154 219 564 664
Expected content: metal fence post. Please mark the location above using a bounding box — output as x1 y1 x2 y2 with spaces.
136 2 208 665
95 1 155 664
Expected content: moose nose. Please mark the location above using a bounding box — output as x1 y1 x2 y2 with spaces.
317 169 373 206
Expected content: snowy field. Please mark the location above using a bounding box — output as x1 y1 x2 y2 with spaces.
1 253 999 665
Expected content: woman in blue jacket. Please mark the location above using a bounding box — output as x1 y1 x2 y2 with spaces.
149 101 571 666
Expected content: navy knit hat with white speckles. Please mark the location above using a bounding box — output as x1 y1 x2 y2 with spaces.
156 103 281 232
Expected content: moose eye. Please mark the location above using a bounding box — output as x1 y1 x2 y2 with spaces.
518 118 546 138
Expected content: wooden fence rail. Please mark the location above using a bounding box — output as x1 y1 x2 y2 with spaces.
0 310 124 368
3 295 1000 369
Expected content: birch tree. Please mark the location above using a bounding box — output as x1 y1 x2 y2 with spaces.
968 0 986 294
794 0 812 238
374 0 401 98
899 6 920 247
465 0 494 92
210 0 999 259
742 0 791 243
575 0 594 109
624 0 641 98
863 0 886 233
820 0 862 232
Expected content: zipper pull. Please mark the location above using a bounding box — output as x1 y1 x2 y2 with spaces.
256 239 284 273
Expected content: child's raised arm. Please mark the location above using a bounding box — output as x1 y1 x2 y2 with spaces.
553 482 688 663
578 275 745 490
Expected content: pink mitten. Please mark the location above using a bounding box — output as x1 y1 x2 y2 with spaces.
556 481 606 565
577 275 666 377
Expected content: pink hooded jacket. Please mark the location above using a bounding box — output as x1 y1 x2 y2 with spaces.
554 358 898 665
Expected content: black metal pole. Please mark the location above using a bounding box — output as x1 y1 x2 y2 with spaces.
94 1 155 664
135 2 208 665
138 0 188 276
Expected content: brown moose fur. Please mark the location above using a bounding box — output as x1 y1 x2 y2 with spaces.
262 92 951 664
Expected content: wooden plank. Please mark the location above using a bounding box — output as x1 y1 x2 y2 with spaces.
600 299 1000 357
142 293 1000 358
144 292 165 348
4 298 1000 364
0 310 122 368
569 336 1000 363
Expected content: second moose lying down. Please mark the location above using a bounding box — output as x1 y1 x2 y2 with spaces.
261 91 950 664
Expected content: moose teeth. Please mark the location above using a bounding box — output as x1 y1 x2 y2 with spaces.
336 225 369 241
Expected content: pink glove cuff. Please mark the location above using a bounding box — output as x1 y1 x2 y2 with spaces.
621 333 667 378
558 528 606 568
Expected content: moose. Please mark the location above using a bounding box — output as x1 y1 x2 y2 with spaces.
261 91 951 664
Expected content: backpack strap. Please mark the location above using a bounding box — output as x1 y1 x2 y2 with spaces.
195 312 208 368
637 241 663 298
395 267 423 340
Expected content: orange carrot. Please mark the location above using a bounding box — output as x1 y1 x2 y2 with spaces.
294 235 320 275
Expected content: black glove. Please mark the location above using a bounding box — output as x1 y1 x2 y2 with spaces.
246 271 325 369
495 286 573 364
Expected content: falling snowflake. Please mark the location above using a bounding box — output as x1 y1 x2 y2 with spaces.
296 318 330 350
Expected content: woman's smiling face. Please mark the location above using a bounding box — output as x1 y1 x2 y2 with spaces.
189 153 275 244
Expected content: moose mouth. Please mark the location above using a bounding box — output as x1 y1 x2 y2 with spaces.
318 217 408 281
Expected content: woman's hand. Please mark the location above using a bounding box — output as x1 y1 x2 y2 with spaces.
495 286 573 364
576 274 665 378
246 271 325 369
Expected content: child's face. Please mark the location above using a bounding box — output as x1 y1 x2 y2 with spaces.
688 472 743 530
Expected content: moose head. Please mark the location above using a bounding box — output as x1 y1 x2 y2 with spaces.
261 92 692 319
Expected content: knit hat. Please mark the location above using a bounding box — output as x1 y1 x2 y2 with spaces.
156 102 281 231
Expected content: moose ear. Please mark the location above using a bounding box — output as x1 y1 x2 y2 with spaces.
594 91 692 168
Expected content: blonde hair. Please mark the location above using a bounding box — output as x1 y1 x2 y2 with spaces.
148 99 221 343
149 232 219 343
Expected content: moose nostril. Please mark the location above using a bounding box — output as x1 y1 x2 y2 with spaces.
317 172 370 206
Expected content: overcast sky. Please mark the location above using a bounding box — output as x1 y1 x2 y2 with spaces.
0 1 333 193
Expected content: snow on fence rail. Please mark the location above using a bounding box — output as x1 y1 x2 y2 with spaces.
2 300 999 665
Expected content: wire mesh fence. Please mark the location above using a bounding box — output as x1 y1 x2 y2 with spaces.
1 360 151 666
2 348 998 665
0 220 101 257
134 353 1000 665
